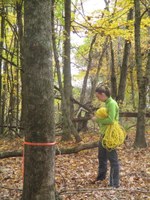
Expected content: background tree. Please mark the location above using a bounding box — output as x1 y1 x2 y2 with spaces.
52 0 81 142
117 8 133 102
62 0 81 142
16 0 25 136
0 3 5 135
134 0 147 148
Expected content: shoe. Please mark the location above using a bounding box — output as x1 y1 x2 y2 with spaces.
108 184 119 188
91 178 105 184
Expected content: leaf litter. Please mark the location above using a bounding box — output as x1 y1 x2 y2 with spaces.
0 131 150 200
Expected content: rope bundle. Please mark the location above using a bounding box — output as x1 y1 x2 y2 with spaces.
96 107 126 150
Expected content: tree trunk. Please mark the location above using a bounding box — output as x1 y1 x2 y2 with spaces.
78 37 108 133
0 6 5 135
80 34 97 104
51 0 81 142
146 9 150 109
77 34 97 132
89 37 109 102
63 0 72 112
0 62 6 135
16 1 25 137
22 0 55 199
117 9 133 102
146 51 150 108
61 0 81 142
134 0 147 148
51 0 72 141
129 64 136 109
110 40 117 99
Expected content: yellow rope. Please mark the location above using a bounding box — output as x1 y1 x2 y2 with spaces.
95 107 126 150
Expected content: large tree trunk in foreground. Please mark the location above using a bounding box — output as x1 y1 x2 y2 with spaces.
23 0 55 199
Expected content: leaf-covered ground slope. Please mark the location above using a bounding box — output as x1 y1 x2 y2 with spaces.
0 131 150 200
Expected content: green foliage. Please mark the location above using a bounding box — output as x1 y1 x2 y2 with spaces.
72 0 149 113
90 1 134 39
73 70 86 80
54 0 65 26
74 37 91 66
1 0 21 6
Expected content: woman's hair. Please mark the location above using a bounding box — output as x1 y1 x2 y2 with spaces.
95 85 110 97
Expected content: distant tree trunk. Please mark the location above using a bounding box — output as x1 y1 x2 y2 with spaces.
51 0 71 141
7 39 18 134
146 50 150 107
89 37 109 101
0 62 6 135
104 1 117 98
62 0 73 139
16 4 21 134
146 9 150 108
134 0 147 148
110 40 117 99
80 34 97 104
77 34 97 132
16 1 25 136
7 84 17 134
51 0 81 142
22 0 55 199
0 6 5 135
117 8 133 102
62 0 81 142
63 0 72 112
77 38 109 133
130 63 136 109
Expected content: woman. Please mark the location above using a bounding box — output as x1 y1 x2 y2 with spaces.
93 85 120 188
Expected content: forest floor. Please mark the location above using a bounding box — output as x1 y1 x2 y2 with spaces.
0 128 150 200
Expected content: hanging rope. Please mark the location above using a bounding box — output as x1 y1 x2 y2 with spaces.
95 107 126 150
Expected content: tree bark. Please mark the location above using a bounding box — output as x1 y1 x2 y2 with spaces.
63 0 72 111
80 34 97 104
89 37 109 102
61 0 81 142
117 9 133 102
16 1 25 137
134 0 147 148
110 40 117 99
23 0 55 199
129 63 136 109
77 34 97 132
146 9 150 109
0 5 5 135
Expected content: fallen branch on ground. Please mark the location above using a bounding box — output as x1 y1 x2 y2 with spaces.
0 141 99 159
59 187 150 195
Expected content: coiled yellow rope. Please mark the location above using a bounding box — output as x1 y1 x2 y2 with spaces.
96 107 126 150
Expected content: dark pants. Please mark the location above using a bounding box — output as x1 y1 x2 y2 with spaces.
97 141 120 187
